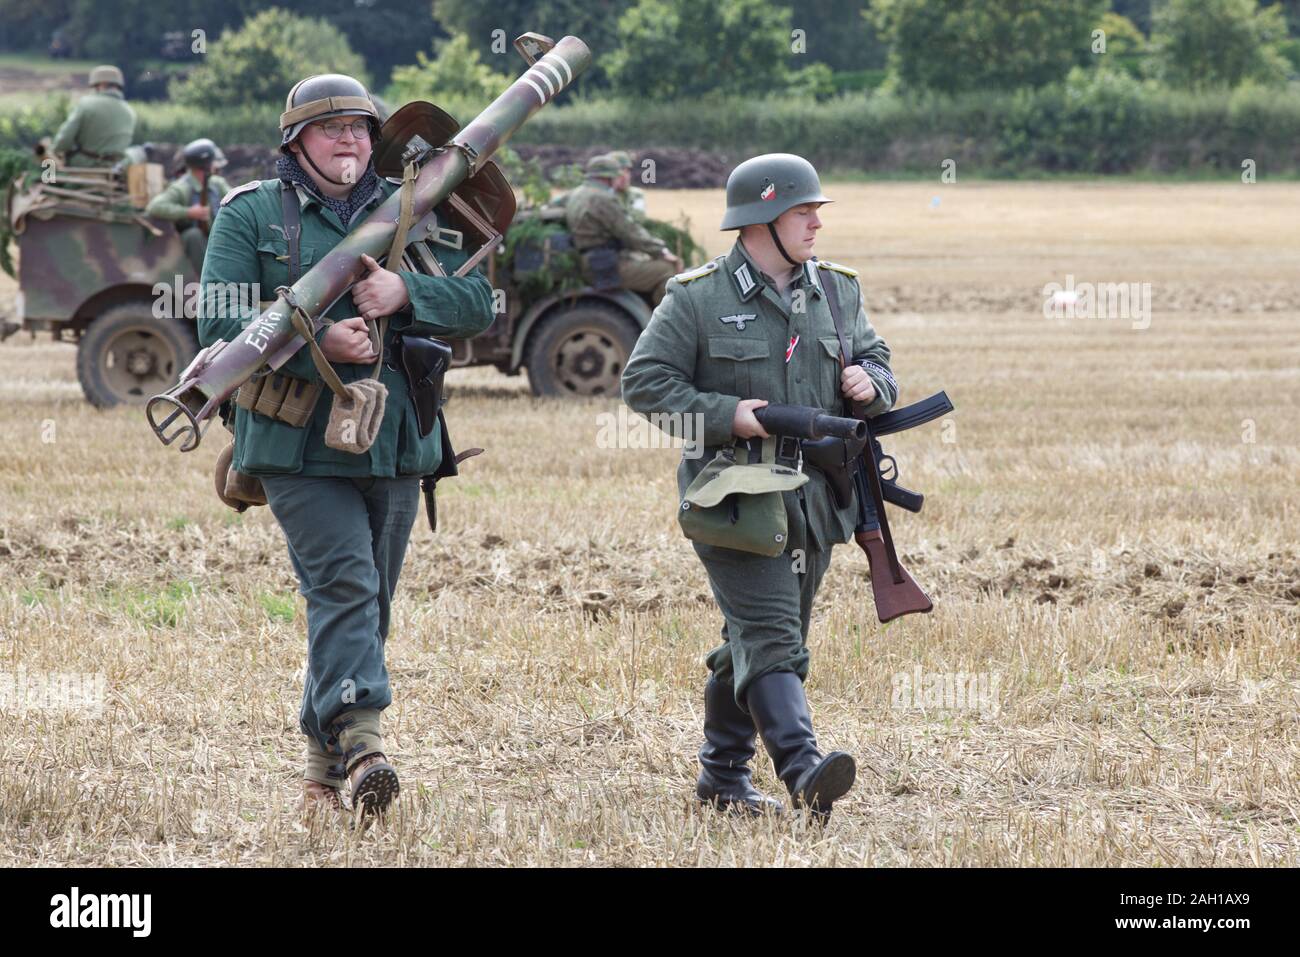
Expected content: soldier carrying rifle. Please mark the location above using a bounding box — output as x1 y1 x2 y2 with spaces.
622 154 900 820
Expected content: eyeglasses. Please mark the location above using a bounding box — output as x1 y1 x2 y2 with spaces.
313 118 372 140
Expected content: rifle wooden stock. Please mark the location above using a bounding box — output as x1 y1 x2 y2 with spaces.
855 528 933 623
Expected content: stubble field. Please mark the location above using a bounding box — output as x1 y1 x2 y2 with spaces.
0 182 1296 866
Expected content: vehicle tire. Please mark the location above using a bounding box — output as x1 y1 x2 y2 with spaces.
524 302 641 398
76 303 199 408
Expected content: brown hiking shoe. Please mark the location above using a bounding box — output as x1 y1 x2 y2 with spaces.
301 779 346 821
348 752 399 818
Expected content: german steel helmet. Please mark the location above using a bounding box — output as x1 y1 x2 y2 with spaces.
182 138 226 170
279 74 379 149
720 153 832 230
585 153 623 178
88 65 125 88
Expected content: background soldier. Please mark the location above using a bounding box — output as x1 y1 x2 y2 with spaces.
565 153 679 304
50 65 136 167
606 150 647 219
621 153 898 820
146 138 231 271
199 73 495 820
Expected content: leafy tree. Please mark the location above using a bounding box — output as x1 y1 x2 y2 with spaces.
306 1 441 88
169 7 369 111
785 63 838 99
1149 0 1291 89
388 34 512 103
1111 0 1154 36
432 0 627 88
866 0 1106 93
1091 11 1147 76
785 0 888 71
606 0 794 99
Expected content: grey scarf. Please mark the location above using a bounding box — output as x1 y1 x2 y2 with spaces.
275 153 381 227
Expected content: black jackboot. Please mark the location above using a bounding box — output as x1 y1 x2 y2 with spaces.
697 677 784 815
745 671 855 819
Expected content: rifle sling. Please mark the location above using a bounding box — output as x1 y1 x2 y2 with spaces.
821 261 904 585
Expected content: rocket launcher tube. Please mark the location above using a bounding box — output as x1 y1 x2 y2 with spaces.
146 35 592 452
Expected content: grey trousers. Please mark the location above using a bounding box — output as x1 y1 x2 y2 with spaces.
694 542 833 709
261 475 420 757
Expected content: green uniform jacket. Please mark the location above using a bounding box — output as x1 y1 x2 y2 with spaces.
51 90 136 165
621 239 898 551
565 179 666 254
199 176 495 478
623 186 647 219
146 171 232 222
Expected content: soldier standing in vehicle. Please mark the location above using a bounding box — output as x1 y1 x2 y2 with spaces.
146 138 231 272
51 65 136 168
621 154 898 820
565 153 679 305
199 74 495 821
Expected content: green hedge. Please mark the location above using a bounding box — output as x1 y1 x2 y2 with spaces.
5 79 1300 176
508 78 1300 175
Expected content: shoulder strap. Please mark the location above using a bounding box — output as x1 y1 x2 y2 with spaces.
367 161 419 380
822 261 906 584
820 260 851 368
279 179 302 285
283 294 348 399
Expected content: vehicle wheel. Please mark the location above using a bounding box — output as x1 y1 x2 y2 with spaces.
76 303 199 408
524 302 640 398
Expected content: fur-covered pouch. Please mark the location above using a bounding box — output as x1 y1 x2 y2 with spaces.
324 378 388 454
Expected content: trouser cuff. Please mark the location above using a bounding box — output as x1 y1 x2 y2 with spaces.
330 707 385 773
304 735 347 787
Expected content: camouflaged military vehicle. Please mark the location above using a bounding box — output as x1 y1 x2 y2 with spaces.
4 144 689 404
5 166 200 407
479 207 658 398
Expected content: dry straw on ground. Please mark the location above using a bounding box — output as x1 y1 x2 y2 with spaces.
0 183 1296 866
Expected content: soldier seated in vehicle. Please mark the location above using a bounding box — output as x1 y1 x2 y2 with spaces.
51 65 137 168
146 139 232 272
605 150 647 219
565 153 680 305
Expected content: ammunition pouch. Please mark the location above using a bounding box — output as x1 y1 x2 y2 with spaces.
234 372 324 427
581 244 621 290
678 448 809 557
